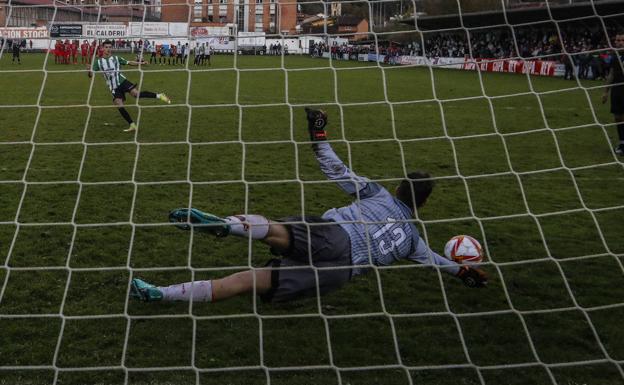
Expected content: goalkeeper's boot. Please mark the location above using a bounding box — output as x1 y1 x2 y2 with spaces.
124 122 138 132
130 278 163 302
158 93 171 104
168 208 230 237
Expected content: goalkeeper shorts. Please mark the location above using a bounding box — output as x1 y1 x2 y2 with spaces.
260 216 352 303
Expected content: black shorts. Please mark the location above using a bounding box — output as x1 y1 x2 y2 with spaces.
112 80 136 101
260 216 352 303
611 87 624 115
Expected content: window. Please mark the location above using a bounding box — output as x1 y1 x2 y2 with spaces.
237 5 244 29
255 0 262 3
255 14 262 24
194 5 202 20
219 15 226 23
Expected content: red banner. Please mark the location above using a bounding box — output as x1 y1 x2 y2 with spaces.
463 58 559 77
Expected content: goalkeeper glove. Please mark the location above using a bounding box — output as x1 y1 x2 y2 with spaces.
456 266 488 288
305 107 328 141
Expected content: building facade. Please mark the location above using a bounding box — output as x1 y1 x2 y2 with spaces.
0 0 158 27
300 15 369 41
161 0 296 34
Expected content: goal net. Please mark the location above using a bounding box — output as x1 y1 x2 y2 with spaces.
0 0 623 384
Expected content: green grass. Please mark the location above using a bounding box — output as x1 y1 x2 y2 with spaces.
1 52 623 385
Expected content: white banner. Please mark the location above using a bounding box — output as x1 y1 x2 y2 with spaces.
239 32 265 47
168 23 188 37
129 22 168 37
0 27 49 39
195 36 234 50
433 57 465 69
85 24 127 38
398 55 430 66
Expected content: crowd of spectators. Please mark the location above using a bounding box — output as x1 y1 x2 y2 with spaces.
309 23 620 80
267 42 288 55
416 24 614 60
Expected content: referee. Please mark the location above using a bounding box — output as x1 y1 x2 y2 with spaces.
12 40 21 64
603 31 624 156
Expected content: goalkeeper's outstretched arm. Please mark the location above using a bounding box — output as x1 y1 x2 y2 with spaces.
306 108 381 198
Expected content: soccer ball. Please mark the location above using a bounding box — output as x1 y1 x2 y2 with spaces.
444 235 483 264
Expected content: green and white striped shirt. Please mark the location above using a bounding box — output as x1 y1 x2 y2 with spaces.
92 56 129 92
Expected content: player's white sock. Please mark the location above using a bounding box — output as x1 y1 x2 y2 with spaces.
158 280 213 302
225 214 270 239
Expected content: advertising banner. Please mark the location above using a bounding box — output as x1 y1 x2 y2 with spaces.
195 36 234 50
0 27 48 39
85 24 127 38
129 22 168 37
168 23 188 37
190 26 209 37
50 24 83 38
391 55 564 77
464 58 559 77
397 55 430 66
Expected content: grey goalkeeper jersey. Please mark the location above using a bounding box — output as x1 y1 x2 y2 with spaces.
314 143 459 276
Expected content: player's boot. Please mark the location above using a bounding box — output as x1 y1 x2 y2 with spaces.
130 278 163 302
615 145 624 156
124 122 138 132
168 208 230 237
158 93 171 104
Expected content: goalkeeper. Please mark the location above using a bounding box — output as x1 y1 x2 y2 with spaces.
131 109 488 303
88 39 171 132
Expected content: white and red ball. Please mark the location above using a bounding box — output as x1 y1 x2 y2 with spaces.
444 235 483 264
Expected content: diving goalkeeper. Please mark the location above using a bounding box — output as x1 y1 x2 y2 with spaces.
131 109 488 304
88 39 171 132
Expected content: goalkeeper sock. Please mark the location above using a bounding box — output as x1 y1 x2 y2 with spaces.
225 215 270 239
139 91 157 98
158 280 213 302
118 107 133 124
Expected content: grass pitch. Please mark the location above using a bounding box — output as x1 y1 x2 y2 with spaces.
0 52 623 385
